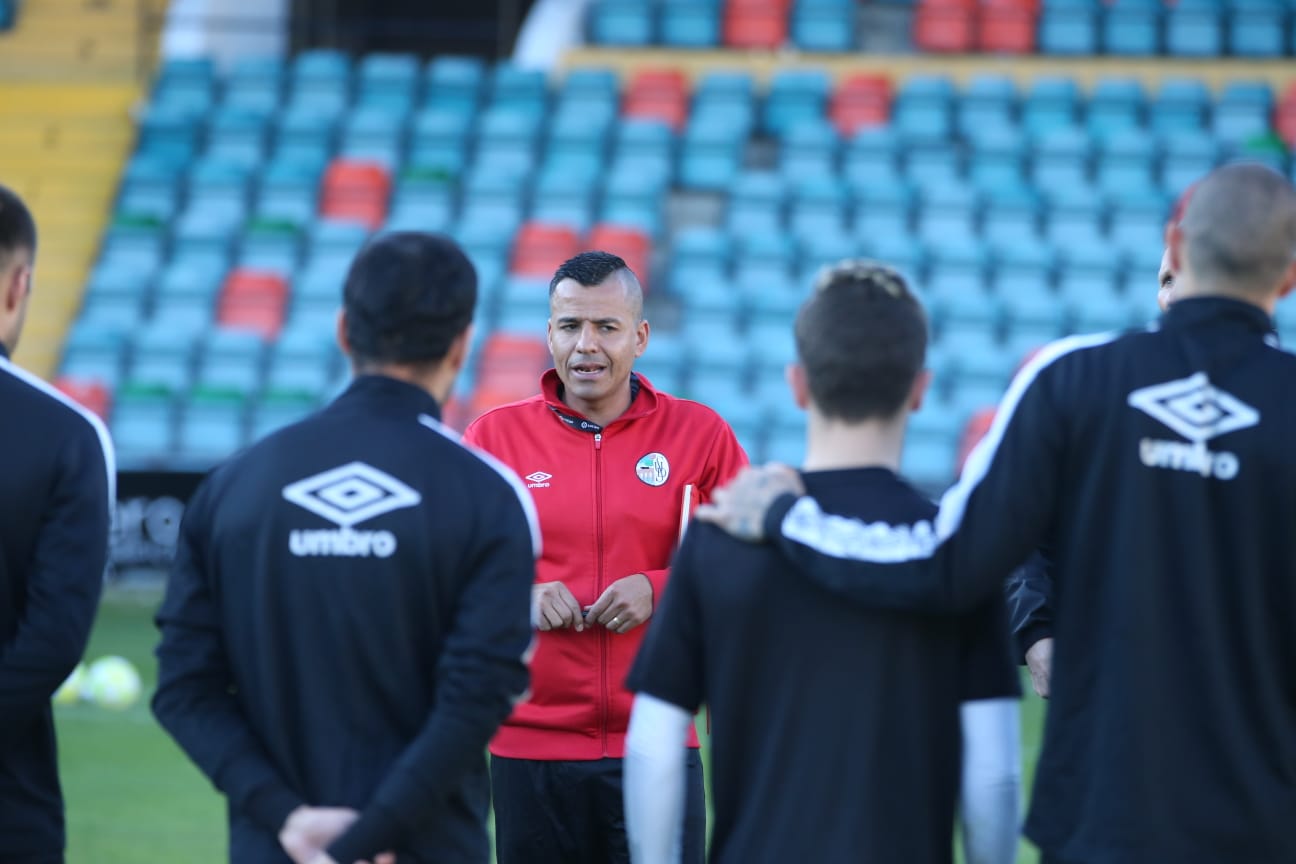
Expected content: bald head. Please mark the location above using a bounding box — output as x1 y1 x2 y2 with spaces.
1175 163 1296 302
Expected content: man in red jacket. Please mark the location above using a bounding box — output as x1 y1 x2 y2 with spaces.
463 251 748 864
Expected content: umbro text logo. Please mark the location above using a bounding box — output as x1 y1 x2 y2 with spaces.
525 471 552 489
282 462 422 557
1127 373 1260 481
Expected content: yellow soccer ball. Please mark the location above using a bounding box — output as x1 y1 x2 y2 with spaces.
52 662 88 706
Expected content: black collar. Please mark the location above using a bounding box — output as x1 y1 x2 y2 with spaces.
550 373 642 435
1161 296 1277 339
336 374 442 421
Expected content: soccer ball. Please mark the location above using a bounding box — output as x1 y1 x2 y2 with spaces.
85 656 142 711
52 662 88 706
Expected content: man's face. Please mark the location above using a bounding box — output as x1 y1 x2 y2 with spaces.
1156 248 1178 312
547 276 648 421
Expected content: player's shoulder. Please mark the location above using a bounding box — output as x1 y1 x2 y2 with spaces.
420 414 534 499
0 358 113 458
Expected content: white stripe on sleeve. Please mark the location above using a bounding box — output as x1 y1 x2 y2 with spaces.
0 358 117 505
419 413 543 558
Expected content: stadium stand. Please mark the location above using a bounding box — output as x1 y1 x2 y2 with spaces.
50 19 1296 485
586 0 1296 57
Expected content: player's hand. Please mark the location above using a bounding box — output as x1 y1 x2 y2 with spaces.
1025 637 1053 699
695 464 805 542
279 806 359 864
587 573 653 634
533 581 585 631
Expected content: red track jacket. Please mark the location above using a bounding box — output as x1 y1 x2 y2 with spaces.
462 371 748 760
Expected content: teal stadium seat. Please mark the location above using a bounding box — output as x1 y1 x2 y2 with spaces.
662 0 721 46
1229 0 1288 57
792 0 856 52
111 383 177 467
1166 0 1226 57
590 0 655 46
1104 0 1163 55
764 69 831 138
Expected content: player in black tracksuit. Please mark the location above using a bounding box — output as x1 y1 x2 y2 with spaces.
153 233 539 864
701 164 1296 863
0 185 115 864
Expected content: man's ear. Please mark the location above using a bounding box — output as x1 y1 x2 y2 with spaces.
786 363 810 411
335 309 351 357
1278 260 1296 302
635 318 650 358
1165 222 1185 274
909 369 933 412
4 264 28 312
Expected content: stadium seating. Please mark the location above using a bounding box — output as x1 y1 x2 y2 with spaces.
585 0 1296 55
64 48 1294 485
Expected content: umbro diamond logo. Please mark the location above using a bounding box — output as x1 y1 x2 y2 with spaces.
525 471 552 489
1128 373 1259 442
282 462 422 557
1128 373 1260 481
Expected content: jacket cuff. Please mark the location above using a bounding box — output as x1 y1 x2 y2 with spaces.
326 803 405 864
1015 622 1054 665
244 783 304 836
763 493 800 546
643 568 670 607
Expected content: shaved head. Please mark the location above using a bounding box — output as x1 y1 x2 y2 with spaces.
1177 163 1296 299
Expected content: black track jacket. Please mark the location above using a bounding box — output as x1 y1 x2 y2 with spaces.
761 298 1296 864
0 346 114 859
153 375 540 864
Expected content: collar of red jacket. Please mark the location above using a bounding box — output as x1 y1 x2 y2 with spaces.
539 368 660 433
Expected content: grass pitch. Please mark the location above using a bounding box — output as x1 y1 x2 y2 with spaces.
58 589 1045 863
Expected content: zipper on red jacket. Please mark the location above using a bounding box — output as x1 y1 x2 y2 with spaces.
594 431 610 756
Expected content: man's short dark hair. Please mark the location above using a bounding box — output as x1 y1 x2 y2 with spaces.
549 251 631 294
0 185 37 268
549 250 643 321
343 231 477 367
794 260 928 423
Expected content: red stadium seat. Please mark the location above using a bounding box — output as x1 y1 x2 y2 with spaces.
512 222 582 278
479 332 551 371
586 224 652 290
978 2 1037 53
723 0 790 49
624 93 689 131
221 269 290 303
217 270 290 339
831 74 893 136
217 300 286 339
54 377 111 421
587 224 650 256
914 5 977 52
626 68 689 99
320 160 391 230
1274 97 1296 148
624 68 691 130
